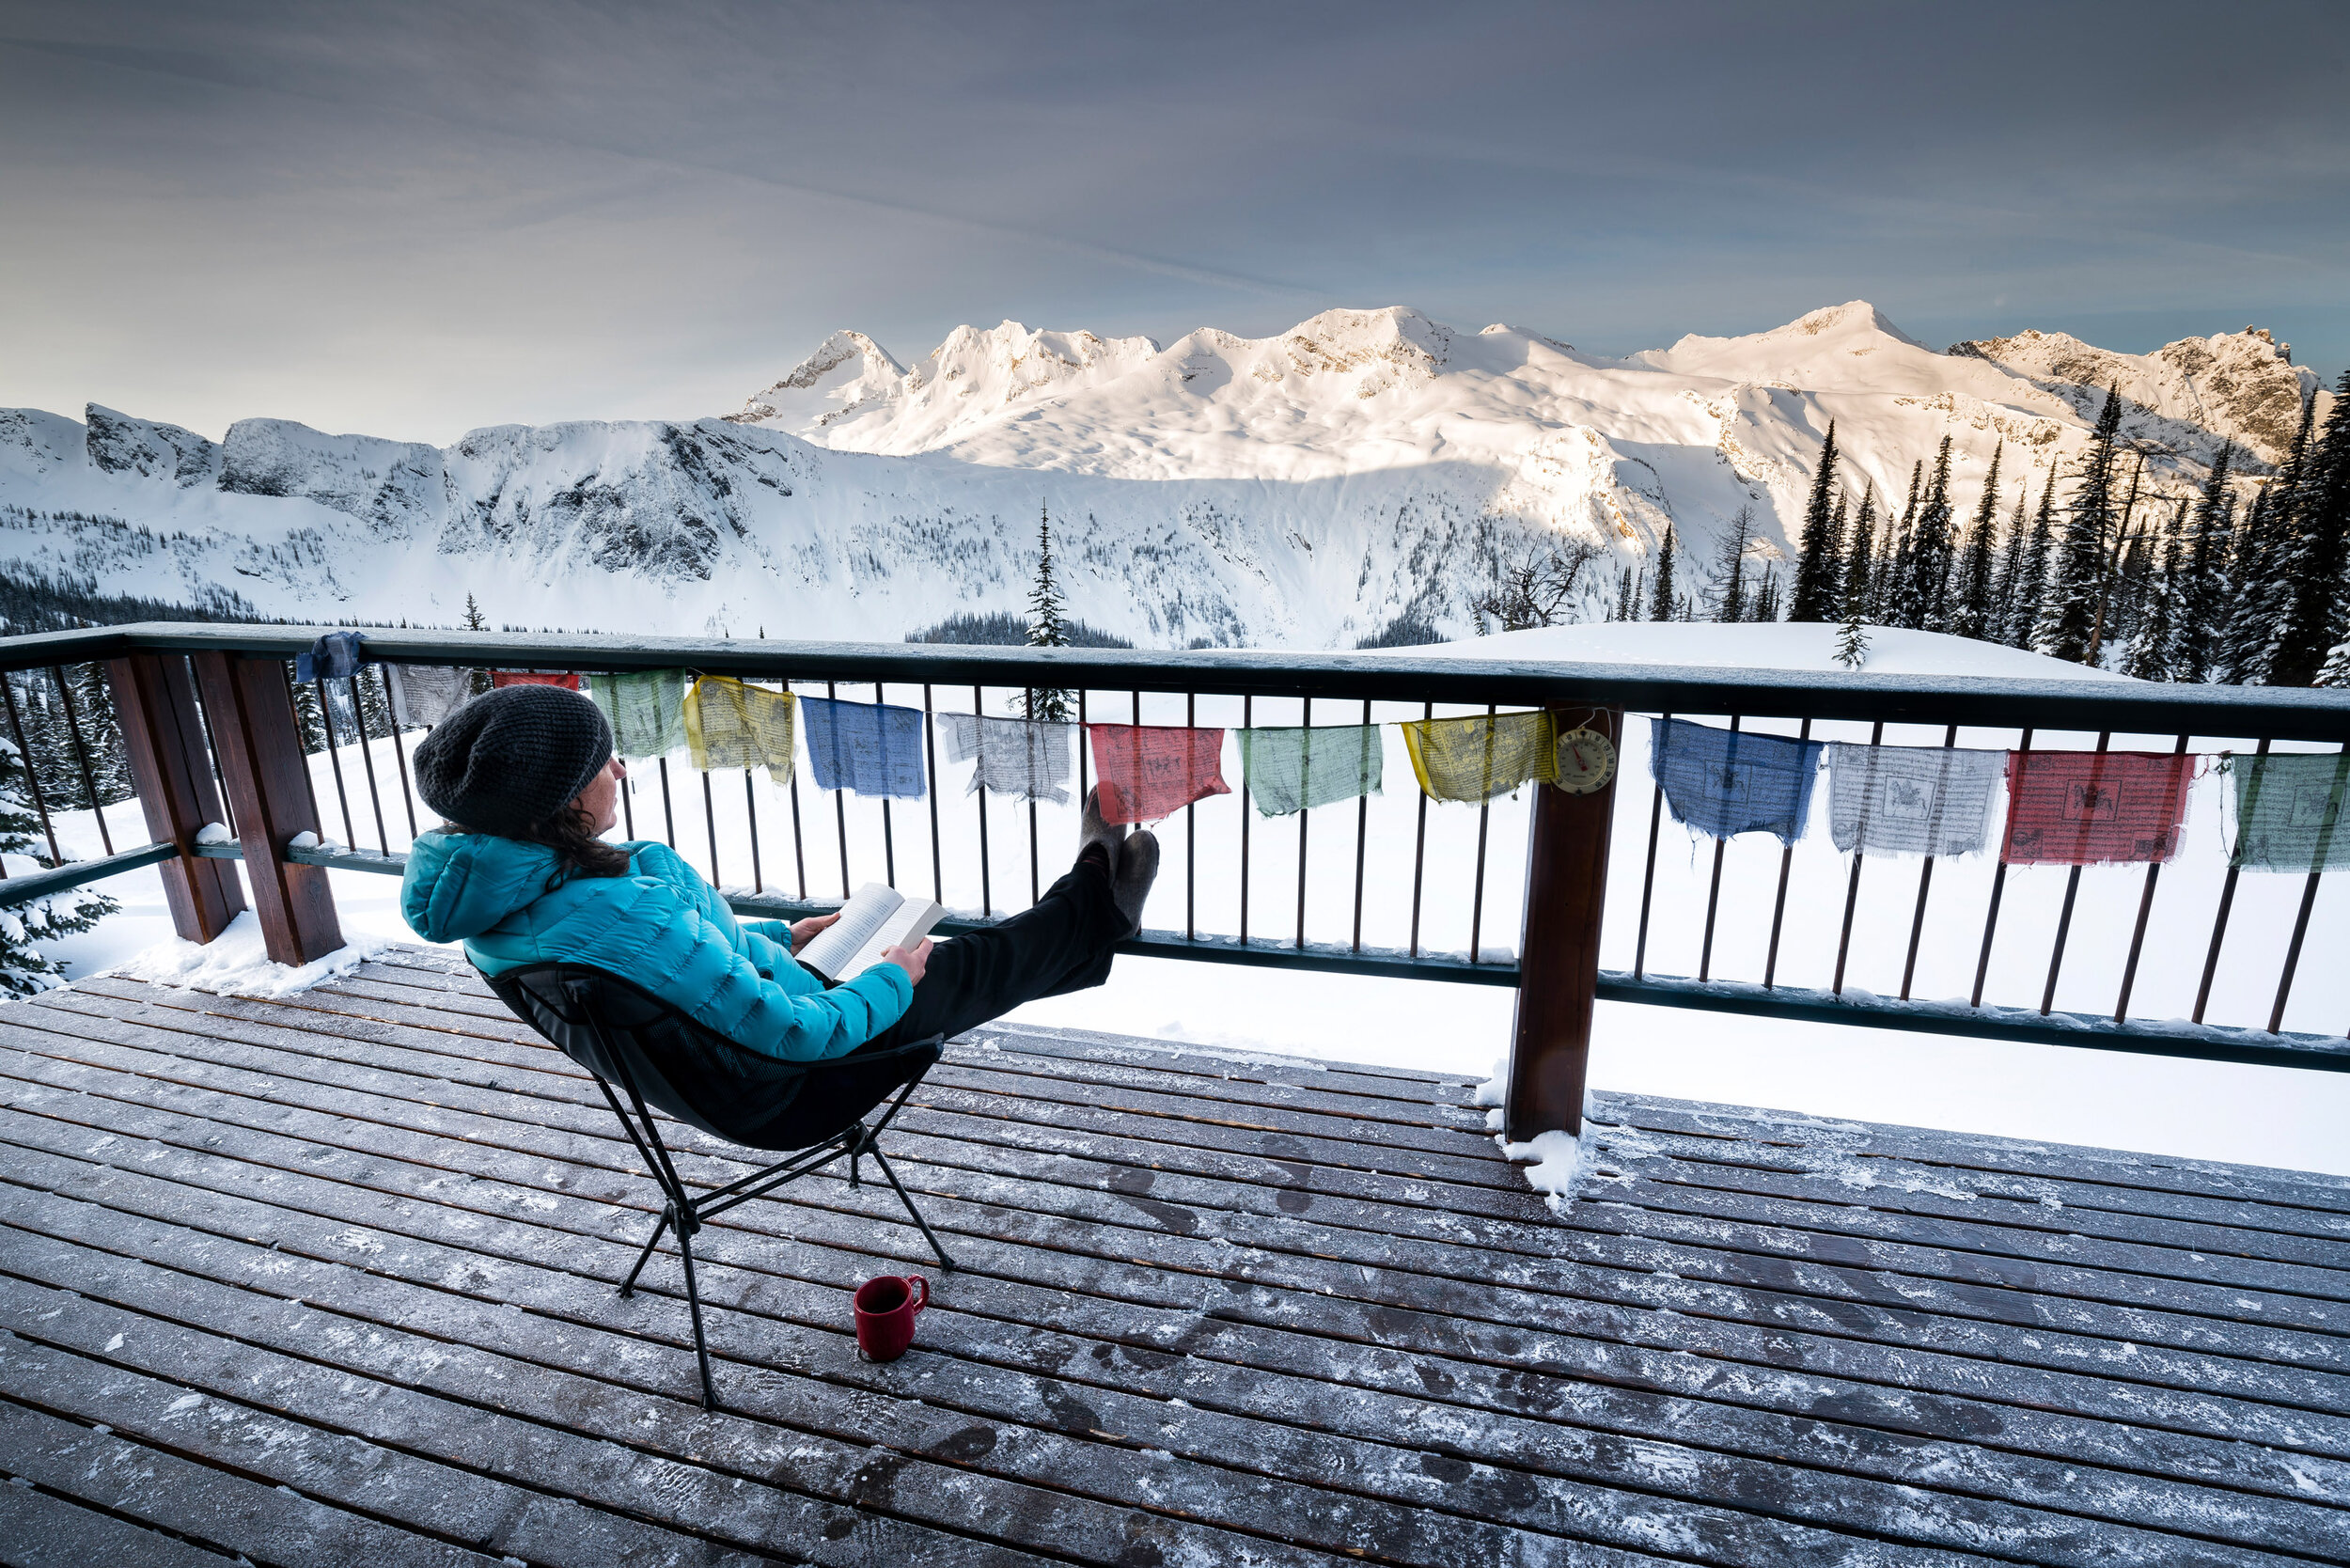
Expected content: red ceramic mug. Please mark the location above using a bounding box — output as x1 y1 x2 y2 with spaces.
852 1274 929 1361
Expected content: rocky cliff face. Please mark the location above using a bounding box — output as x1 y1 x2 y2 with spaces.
3 303 2330 646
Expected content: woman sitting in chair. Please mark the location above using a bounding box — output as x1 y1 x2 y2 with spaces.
400 684 1157 1061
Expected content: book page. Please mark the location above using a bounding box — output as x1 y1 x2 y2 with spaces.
796 883 902 978
839 897 945 981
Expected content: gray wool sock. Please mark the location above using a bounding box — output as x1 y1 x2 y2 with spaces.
1112 829 1159 935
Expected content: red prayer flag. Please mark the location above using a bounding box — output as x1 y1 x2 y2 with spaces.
492 670 581 691
1087 723 1230 824
1999 751 2195 866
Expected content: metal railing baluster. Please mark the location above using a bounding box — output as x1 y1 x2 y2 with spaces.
2039 731 2110 1015
657 756 679 848
1633 712 1668 980
923 683 943 903
786 702 808 899
1831 720 1884 996
1351 698 1371 954
2113 733 2189 1023
312 676 358 847
2267 742 2348 1034
375 666 418 840
0 676 60 864
826 681 850 898
51 666 114 855
2194 736 2268 1024
1409 699 1432 958
1762 716 1811 989
875 682 896 890
702 772 722 886
974 684 992 917
1698 713 1739 981
343 674 389 854
1239 692 1252 946
744 771 763 894
1469 703 1496 964
1898 724 1960 1001
1185 690 1198 941
1295 695 1310 949
1970 728 2032 1009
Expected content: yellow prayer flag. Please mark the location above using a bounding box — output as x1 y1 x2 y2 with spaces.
682 676 796 781
1400 711 1557 803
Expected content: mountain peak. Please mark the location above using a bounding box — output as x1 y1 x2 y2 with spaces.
728 330 905 431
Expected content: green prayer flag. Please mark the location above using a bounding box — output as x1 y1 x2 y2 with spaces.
1238 725 1384 817
589 669 692 760
2230 751 2350 871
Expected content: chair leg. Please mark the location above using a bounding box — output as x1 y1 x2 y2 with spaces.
673 1222 718 1412
866 1146 956 1272
619 1206 673 1298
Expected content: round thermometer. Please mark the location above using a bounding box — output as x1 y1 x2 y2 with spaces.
1553 727 1617 794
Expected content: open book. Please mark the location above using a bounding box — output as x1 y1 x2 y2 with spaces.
795 882 946 982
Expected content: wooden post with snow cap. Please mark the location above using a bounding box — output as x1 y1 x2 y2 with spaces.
106 651 246 944
191 651 344 966
1503 706 1622 1139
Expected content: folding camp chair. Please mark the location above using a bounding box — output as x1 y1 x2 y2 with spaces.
481 961 954 1409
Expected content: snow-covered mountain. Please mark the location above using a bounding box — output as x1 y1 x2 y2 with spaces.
3 304 2327 648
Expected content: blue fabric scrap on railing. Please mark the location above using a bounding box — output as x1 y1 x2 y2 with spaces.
1649 717 1825 844
799 694 929 799
295 631 367 683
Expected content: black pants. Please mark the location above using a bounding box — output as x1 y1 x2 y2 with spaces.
768 862 1123 1145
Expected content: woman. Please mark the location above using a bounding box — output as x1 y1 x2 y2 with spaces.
400 684 1156 1060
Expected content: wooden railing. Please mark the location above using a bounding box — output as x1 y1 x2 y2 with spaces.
4 622 2348 1138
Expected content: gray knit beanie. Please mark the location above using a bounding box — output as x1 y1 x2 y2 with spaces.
413 684 614 839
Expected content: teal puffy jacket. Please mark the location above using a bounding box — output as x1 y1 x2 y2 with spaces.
400 828 912 1061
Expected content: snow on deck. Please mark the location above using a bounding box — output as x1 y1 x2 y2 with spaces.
0 944 2342 1566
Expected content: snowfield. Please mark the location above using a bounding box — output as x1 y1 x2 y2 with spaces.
1 302 2329 649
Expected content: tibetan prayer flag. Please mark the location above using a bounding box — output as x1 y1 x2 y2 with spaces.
2229 751 2350 872
934 713 1075 805
682 676 796 781
492 669 581 691
1649 717 1824 844
384 666 474 729
1999 751 2194 866
1238 725 1383 818
294 631 366 683
589 669 691 760
1400 711 1556 804
1088 723 1230 823
800 694 928 799
1825 743 2003 858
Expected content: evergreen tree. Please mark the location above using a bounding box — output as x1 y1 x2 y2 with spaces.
1712 508 1751 622
2014 474 2059 649
462 594 489 631
2221 482 2284 683
1833 614 1870 669
1885 461 1924 627
72 662 132 805
2268 370 2350 686
1789 421 1843 620
1950 443 2002 640
1649 524 1678 621
2172 442 2236 682
2123 500 2183 682
2045 385 2125 662
1612 565 1637 622
1752 564 1783 622
2090 454 2144 663
1841 484 1877 625
459 593 494 698
289 665 329 756
1913 437 1958 630
0 729 115 996
1023 503 1074 722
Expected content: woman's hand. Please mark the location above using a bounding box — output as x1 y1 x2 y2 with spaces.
879 939 932 986
788 912 839 953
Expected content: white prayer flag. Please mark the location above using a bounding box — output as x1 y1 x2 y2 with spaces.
934 713 1075 805
1825 743 2003 858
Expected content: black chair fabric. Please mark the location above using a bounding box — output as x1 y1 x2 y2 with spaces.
483 961 939 1152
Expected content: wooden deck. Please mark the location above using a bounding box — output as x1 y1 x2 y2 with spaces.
0 945 2344 1567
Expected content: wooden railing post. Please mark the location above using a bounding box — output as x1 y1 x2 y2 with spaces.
191 651 343 965
105 652 247 943
1504 706 1622 1138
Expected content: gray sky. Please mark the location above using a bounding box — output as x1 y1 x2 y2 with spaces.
4 1 2343 446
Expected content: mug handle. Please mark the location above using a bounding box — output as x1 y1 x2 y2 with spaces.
907 1276 929 1314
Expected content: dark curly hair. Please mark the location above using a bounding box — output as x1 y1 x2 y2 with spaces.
458 800 633 889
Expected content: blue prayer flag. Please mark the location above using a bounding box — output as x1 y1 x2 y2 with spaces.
799 695 928 799
1648 717 1824 844
295 631 367 683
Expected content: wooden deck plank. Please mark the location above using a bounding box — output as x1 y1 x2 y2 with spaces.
0 1478 244 1568
12 1011 2348 1435
2 953 2344 1568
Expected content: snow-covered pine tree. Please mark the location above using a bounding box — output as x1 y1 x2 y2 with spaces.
1713 508 1750 623
1612 565 1637 622
1950 443 2002 641
289 665 328 755
460 593 494 698
1833 614 1870 669
2045 385 2124 662
1913 438 1958 630
1841 484 1876 626
2221 482 2284 683
2267 369 2350 687
2089 453 2144 664
0 729 115 996
1991 493 2028 625
1788 422 1843 621
2123 500 2183 682
1885 462 1925 627
2172 442 2236 682
1024 502 1074 722
1752 564 1782 622
1649 524 1678 622
2014 474 2059 649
